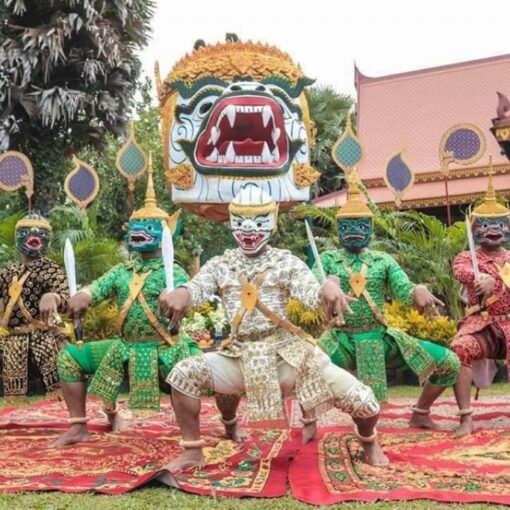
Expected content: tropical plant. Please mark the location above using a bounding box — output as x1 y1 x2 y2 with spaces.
48 204 124 284
373 211 466 320
82 300 119 340
0 0 154 210
0 211 24 268
308 86 354 196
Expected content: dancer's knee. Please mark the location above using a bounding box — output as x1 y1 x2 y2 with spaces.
167 355 214 398
450 335 484 368
334 381 380 419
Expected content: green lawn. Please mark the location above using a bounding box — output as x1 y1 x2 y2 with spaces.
0 384 507 509
0 488 506 510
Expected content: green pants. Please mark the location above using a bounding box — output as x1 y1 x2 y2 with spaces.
57 337 201 386
321 327 460 391
57 339 114 383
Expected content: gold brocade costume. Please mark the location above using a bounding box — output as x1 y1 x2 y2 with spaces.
170 247 335 422
0 258 69 404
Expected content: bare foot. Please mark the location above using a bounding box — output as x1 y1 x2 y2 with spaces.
107 411 131 433
302 421 317 444
49 424 91 447
362 441 389 467
224 422 250 442
453 417 475 438
409 412 440 430
164 448 205 472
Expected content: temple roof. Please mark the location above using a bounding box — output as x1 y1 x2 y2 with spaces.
315 53 510 210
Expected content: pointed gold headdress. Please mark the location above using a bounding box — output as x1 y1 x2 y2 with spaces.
336 169 373 219
129 152 181 233
471 159 510 220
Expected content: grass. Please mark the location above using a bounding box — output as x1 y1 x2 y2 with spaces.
0 488 506 510
0 384 507 509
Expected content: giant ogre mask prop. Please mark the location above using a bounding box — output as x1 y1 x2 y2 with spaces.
156 37 319 220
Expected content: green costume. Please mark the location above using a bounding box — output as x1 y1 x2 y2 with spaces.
317 249 460 402
57 159 200 412
316 170 459 403
58 259 200 411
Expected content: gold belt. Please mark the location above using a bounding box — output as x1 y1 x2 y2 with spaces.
483 313 510 322
342 324 384 333
0 325 36 336
123 336 164 343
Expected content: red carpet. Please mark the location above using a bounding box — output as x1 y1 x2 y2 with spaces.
290 427 510 505
0 397 291 496
0 396 509 503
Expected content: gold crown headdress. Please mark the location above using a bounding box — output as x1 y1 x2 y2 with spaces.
129 152 181 232
15 213 52 232
336 169 373 219
471 159 510 220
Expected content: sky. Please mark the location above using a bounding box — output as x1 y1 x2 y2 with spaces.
140 0 510 98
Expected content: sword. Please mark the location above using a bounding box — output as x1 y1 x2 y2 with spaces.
305 220 327 283
305 220 343 326
162 225 179 337
64 238 83 347
465 216 480 280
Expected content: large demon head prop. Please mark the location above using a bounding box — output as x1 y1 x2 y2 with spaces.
157 36 319 220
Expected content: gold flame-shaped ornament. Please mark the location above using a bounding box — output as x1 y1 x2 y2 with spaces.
349 272 366 297
240 282 259 313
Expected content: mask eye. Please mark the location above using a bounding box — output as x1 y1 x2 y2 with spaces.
199 102 213 115
146 225 153 231
256 222 262 228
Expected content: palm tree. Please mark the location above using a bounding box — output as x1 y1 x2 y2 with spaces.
308 86 354 196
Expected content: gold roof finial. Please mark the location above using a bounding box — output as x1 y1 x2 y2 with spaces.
336 169 373 219
471 156 510 219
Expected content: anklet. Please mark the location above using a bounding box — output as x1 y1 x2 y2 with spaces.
300 416 317 425
69 416 88 425
354 427 377 444
410 405 431 415
179 438 207 449
458 408 473 416
220 415 238 426
102 404 120 415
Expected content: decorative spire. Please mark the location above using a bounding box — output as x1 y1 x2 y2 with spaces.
130 152 169 222
336 169 373 219
471 156 510 219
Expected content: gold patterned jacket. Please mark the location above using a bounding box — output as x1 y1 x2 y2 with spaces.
184 246 333 421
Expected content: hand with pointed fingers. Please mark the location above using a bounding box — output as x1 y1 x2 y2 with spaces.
40 293 60 326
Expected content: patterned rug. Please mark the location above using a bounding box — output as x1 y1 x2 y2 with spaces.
0 397 288 496
0 396 510 503
289 427 510 505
